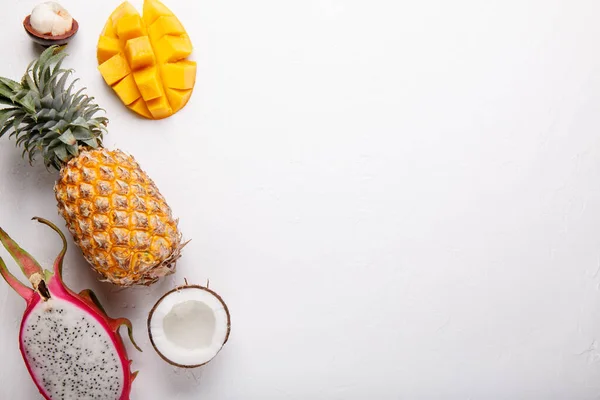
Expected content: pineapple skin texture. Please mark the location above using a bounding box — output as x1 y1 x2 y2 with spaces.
54 148 182 286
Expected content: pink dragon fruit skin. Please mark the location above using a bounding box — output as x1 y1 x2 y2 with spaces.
0 217 140 400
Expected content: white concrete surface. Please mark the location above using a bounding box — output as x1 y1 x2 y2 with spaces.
2 0 600 398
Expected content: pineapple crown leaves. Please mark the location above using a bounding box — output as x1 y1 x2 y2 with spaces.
0 46 108 171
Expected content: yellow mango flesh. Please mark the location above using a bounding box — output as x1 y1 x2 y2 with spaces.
152 16 185 37
165 88 192 112
125 36 155 70
97 36 121 64
134 66 163 101
160 60 196 89
117 14 146 41
101 19 117 38
112 74 141 105
129 98 153 119
154 34 192 63
98 53 131 86
109 2 138 27
97 0 195 119
143 0 173 25
146 95 172 119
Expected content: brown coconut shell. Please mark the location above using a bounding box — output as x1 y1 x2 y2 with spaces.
147 284 231 368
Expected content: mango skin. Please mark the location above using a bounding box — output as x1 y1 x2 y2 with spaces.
97 0 195 119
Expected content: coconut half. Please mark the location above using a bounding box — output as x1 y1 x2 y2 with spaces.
148 285 231 368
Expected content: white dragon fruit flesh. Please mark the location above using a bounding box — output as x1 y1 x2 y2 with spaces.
0 217 140 399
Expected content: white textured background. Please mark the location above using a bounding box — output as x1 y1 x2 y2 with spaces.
2 0 600 399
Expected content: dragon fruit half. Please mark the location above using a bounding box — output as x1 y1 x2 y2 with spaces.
0 217 141 399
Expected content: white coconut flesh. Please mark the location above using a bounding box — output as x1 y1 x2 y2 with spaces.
149 287 230 367
21 297 124 399
30 1 73 36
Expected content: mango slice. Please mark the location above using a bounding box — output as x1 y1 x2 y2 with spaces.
97 36 121 64
165 88 192 112
109 2 139 26
117 14 146 41
143 0 173 25
146 95 172 119
97 0 195 119
129 98 153 119
154 35 192 63
101 19 117 38
112 74 141 105
125 36 155 70
149 16 185 42
134 67 163 101
160 61 196 89
98 53 131 86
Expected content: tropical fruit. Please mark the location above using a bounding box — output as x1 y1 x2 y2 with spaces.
148 284 231 367
0 46 184 286
0 218 141 399
97 0 196 119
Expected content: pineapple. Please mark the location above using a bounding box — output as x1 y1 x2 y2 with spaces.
0 46 183 286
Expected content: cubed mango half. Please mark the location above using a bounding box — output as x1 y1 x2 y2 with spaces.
98 0 195 119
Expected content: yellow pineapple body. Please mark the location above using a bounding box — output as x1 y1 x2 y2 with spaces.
54 148 182 286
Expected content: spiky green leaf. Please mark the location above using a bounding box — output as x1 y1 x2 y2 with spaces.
58 129 76 145
0 46 107 170
19 94 36 115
